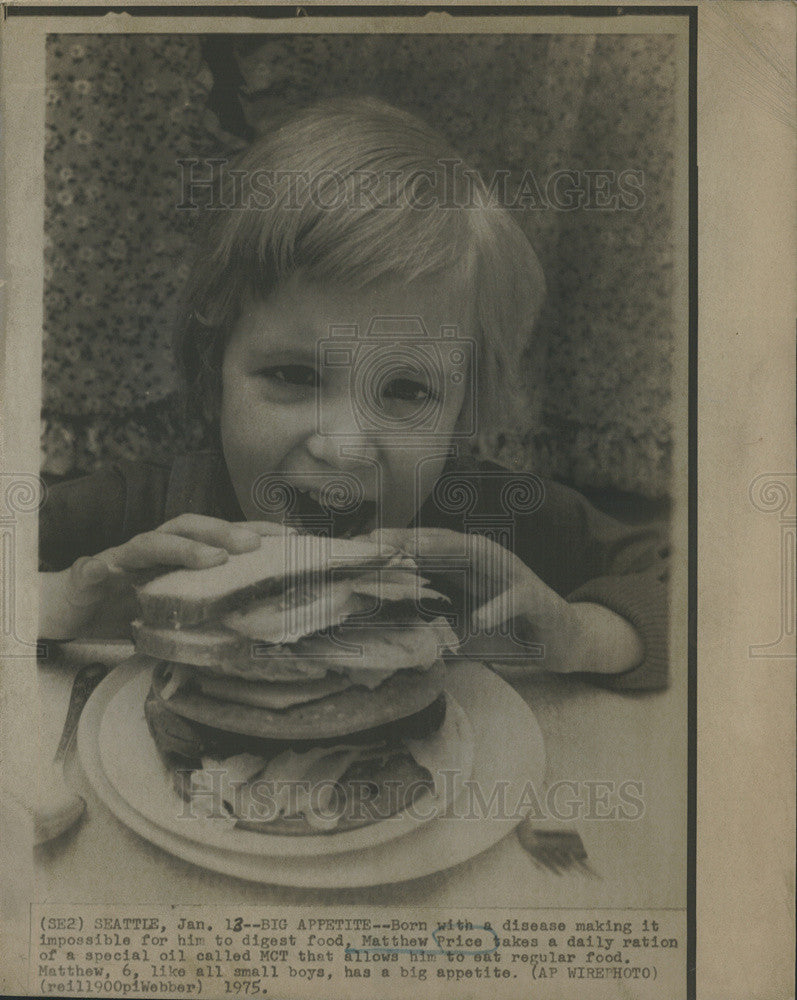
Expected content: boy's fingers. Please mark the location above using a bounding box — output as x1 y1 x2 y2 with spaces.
471 591 520 631
366 528 406 548
69 556 111 599
232 521 298 536
157 514 261 553
80 556 110 583
369 528 459 555
370 529 521 597
371 528 498 563
115 532 229 570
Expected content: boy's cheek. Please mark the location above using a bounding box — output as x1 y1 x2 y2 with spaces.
221 395 293 463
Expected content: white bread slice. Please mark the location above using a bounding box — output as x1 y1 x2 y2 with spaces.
136 534 390 628
131 623 331 680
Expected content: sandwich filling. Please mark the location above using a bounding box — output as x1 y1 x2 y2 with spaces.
135 539 461 834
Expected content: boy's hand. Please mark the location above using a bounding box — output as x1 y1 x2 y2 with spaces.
369 527 643 675
40 516 294 641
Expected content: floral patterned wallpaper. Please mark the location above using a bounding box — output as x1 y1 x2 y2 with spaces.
42 35 243 474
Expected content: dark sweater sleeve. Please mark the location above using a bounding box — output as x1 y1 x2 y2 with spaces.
38 460 170 571
552 487 670 691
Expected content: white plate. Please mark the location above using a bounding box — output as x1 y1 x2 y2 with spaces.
78 657 545 887
97 660 474 857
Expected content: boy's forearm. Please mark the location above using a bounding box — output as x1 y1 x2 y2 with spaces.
38 570 138 641
38 570 96 640
564 602 644 675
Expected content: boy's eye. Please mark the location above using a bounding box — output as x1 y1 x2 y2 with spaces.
381 378 438 404
257 365 319 389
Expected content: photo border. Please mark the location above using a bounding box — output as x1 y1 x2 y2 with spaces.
11 4 779 999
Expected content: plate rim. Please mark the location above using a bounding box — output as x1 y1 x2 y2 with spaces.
77 656 545 888
97 664 476 857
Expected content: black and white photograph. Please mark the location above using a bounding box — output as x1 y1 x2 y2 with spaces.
0 5 793 1000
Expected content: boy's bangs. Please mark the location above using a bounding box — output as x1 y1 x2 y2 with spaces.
215 158 475 300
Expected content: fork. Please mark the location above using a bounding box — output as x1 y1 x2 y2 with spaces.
34 661 109 845
515 818 598 877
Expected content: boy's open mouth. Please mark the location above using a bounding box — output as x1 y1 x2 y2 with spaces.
289 487 378 538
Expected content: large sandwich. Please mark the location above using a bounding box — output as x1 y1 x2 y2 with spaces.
133 535 467 835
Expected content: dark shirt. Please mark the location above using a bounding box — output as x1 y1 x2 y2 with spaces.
39 451 669 690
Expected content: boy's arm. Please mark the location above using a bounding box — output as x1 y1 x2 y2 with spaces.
38 461 167 639
566 565 668 691
38 561 139 640
546 484 670 691
409 463 670 690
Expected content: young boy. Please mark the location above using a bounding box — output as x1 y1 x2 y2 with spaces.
39 98 667 690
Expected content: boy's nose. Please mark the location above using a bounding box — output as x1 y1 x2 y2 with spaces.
304 400 379 469
305 432 378 470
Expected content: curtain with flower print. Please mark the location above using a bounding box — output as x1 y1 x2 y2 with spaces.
42 35 244 475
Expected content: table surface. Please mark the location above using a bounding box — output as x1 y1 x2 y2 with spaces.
34 642 687 910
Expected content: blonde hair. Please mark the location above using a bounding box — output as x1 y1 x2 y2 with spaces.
174 96 545 437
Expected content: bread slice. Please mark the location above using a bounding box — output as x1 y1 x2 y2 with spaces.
131 624 331 680
135 534 391 628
